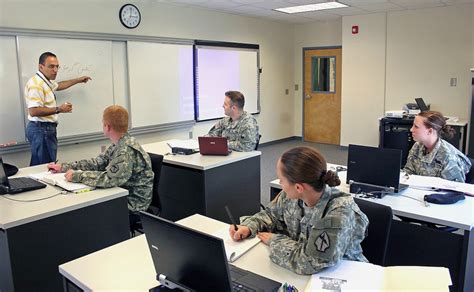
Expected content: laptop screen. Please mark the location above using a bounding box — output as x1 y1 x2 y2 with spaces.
414 98 429 112
346 145 402 190
0 157 10 188
141 212 233 291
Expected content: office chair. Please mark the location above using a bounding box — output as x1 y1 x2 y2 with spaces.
131 152 164 237
464 157 474 184
255 134 262 150
354 197 393 266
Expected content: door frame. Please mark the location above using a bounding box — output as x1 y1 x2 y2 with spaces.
302 46 342 140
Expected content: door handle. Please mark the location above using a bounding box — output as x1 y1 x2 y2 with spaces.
305 93 311 99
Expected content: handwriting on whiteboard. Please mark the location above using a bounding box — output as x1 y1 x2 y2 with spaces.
60 62 93 75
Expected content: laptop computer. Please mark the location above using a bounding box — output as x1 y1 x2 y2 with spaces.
0 157 46 194
198 136 232 156
140 212 281 292
346 145 408 197
414 98 429 112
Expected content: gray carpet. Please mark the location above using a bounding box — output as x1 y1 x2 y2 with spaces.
259 138 348 205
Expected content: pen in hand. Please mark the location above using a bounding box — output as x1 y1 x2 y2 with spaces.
225 205 243 240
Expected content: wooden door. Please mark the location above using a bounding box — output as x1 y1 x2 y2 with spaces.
304 48 341 144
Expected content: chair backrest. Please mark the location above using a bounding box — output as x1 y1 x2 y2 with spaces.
354 197 393 266
464 157 474 184
255 134 262 150
148 152 164 214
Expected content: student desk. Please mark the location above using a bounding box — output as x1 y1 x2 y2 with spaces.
142 141 261 223
0 165 130 292
58 214 310 291
270 169 474 292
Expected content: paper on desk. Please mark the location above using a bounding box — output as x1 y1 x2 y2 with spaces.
212 227 261 263
29 171 93 193
166 139 199 150
304 260 451 291
403 174 474 195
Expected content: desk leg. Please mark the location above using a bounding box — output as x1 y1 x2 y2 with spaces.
460 228 473 292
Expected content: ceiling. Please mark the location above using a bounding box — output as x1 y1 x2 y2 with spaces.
156 0 474 24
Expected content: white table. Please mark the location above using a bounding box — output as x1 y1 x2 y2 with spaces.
142 141 262 223
58 214 310 291
0 165 130 292
59 214 452 292
269 168 474 292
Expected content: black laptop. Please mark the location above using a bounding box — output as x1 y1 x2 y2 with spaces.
414 98 429 112
0 157 46 194
140 212 281 292
346 145 408 197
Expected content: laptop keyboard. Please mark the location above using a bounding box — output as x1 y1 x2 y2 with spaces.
232 281 256 292
9 177 43 190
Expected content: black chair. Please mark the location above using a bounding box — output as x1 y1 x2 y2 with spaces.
130 152 164 236
464 157 474 184
255 134 262 150
354 197 393 266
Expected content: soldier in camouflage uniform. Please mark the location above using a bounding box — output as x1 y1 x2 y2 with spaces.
230 147 369 275
48 105 154 214
207 91 259 152
404 111 471 182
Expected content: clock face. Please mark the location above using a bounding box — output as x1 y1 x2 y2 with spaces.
119 4 141 29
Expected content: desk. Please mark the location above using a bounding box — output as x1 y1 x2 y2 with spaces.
59 214 309 291
0 165 130 292
269 170 474 292
142 141 261 223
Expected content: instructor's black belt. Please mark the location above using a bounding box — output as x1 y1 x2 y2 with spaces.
29 121 58 127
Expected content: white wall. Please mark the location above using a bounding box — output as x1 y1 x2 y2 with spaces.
293 20 342 135
0 0 295 167
385 4 473 118
341 13 387 147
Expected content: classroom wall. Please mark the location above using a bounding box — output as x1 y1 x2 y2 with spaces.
340 13 387 147
293 19 342 136
0 0 294 167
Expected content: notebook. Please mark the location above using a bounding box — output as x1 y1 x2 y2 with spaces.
0 157 46 194
212 226 261 263
347 144 408 197
29 171 94 193
198 136 232 156
140 212 281 292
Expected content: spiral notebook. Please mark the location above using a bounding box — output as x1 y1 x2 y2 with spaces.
29 171 94 193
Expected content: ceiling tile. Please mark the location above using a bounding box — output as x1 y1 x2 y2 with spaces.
355 2 405 12
325 6 370 15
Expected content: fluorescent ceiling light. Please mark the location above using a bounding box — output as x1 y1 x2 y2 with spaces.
274 1 348 14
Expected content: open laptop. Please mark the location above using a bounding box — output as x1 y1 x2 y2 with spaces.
346 145 408 197
198 136 232 156
0 157 46 194
140 212 281 292
414 98 429 112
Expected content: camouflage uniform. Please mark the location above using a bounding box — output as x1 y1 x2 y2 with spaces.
207 111 259 152
404 139 471 182
240 187 369 275
61 133 154 212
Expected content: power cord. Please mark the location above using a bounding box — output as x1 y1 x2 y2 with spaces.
399 194 429 207
0 190 67 202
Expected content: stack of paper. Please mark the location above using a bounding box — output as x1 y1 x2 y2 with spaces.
304 260 451 291
402 174 474 195
212 227 261 262
29 171 94 193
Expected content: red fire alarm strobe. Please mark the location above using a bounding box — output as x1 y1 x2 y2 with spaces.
352 25 359 34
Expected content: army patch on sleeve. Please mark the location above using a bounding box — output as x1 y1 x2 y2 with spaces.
110 165 120 173
315 231 330 252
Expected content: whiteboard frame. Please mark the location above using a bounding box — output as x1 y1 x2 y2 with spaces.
0 27 196 154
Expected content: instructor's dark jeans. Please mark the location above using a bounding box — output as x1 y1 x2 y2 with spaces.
26 121 58 166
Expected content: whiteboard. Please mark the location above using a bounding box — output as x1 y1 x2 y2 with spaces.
0 36 25 145
195 47 259 121
127 41 194 128
18 36 114 137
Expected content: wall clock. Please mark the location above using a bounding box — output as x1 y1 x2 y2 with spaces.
119 4 141 29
